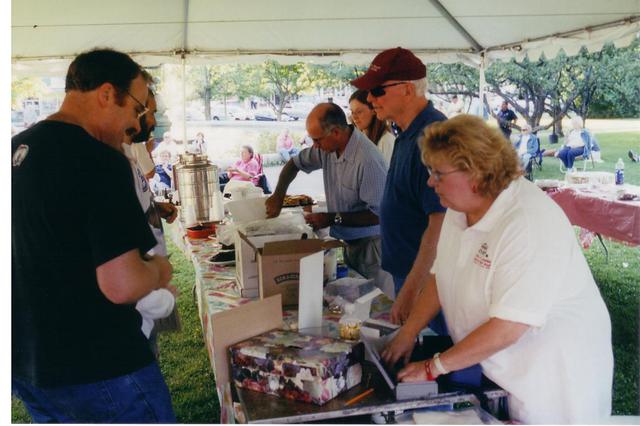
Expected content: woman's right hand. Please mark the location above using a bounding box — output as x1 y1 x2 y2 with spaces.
390 285 416 324
381 326 418 366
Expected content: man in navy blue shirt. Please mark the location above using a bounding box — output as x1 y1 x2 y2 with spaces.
351 47 447 330
497 101 517 141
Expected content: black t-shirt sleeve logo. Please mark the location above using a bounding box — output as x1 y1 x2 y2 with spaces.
12 144 29 167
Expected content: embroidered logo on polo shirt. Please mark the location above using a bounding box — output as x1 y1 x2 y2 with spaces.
473 242 492 269
12 144 29 167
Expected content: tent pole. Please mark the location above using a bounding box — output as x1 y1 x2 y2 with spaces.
182 56 187 147
180 0 190 146
479 52 487 120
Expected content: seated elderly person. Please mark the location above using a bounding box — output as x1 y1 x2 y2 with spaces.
219 145 260 191
151 150 173 194
556 116 600 170
276 129 300 162
512 123 539 173
382 115 613 424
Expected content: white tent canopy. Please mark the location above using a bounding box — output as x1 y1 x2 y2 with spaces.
12 0 640 73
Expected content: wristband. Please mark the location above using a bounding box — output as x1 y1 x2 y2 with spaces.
433 352 449 375
424 360 435 381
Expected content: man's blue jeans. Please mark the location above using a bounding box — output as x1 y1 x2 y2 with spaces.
558 146 585 169
278 147 299 162
393 274 449 336
12 362 176 423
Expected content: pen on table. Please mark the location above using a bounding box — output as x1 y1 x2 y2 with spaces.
344 388 374 407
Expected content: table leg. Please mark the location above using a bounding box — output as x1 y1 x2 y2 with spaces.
596 233 609 262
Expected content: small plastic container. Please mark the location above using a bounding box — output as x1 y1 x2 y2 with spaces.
615 158 624 185
323 248 337 283
339 304 361 340
186 223 216 239
336 263 349 279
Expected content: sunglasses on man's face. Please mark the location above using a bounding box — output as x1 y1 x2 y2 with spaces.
369 82 408 98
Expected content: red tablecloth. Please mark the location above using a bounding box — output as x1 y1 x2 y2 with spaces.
548 185 640 246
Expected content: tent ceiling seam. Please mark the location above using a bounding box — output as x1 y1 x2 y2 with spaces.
13 11 633 28
428 0 484 52
181 0 190 56
485 15 640 52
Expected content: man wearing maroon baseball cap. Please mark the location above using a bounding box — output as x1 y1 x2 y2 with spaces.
351 47 427 91
351 47 449 339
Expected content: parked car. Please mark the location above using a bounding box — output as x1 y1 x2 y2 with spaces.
254 109 297 121
284 101 314 120
228 106 255 121
11 110 24 126
254 109 277 121
210 106 234 121
11 110 26 134
185 108 206 121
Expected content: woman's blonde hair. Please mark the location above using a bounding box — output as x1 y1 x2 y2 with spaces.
420 115 521 198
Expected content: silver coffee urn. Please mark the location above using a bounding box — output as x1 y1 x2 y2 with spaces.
173 153 223 226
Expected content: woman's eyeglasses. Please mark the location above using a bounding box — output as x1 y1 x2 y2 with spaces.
369 82 408 98
426 165 463 182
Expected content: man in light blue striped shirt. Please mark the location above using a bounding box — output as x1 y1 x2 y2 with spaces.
266 103 387 281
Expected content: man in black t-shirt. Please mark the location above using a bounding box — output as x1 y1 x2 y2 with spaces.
497 101 517 141
12 49 176 423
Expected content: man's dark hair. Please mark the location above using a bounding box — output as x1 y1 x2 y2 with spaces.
319 103 349 133
65 48 142 105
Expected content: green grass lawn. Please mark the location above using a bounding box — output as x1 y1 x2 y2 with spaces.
11 131 640 422
530 131 640 184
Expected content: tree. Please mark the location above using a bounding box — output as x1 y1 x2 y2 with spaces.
188 65 240 120
586 39 640 119
427 63 479 99
484 55 580 133
426 63 479 113
243 60 314 119
11 77 46 110
308 62 363 97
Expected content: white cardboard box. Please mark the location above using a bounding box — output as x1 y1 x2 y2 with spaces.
235 232 307 291
236 231 343 306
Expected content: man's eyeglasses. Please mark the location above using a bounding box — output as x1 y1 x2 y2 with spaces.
125 90 149 119
426 165 463 182
369 82 408 98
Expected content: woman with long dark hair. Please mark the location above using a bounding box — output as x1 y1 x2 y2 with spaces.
349 89 395 167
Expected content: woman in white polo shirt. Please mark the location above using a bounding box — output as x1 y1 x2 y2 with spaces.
381 115 613 424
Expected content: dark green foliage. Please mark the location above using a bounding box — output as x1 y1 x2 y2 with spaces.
425 40 639 127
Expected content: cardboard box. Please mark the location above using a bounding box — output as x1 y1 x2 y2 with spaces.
229 330 363 405
235 232 304 291
257 238 343 306
208 295 283 401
